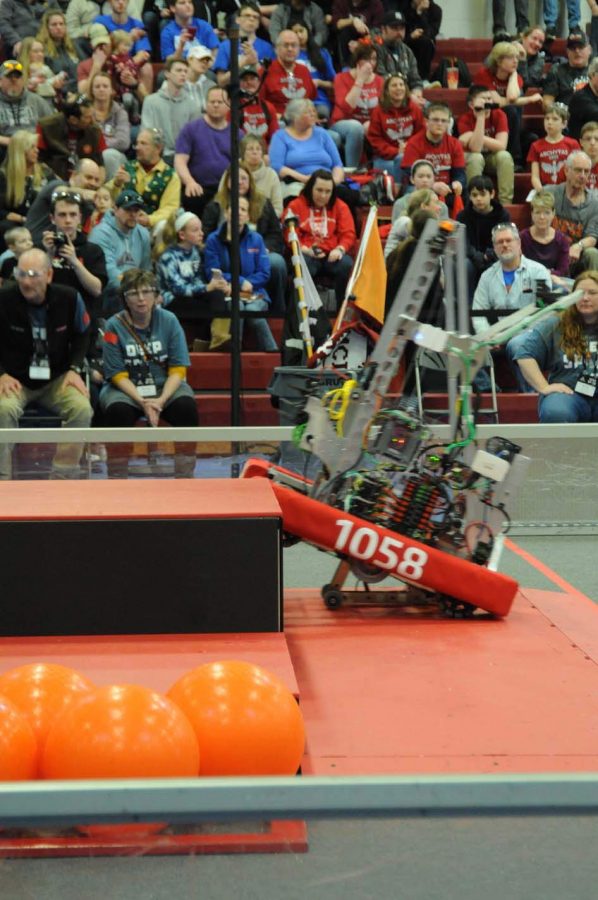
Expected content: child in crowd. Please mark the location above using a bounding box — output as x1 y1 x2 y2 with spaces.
107 30 145 122
579 120 598 191
527 104 579 192
18 37 67 101
456 175 511 299
520 190 572 280
384 188 443 258
391 160 449 218
89 186 113 229
0 226 33 282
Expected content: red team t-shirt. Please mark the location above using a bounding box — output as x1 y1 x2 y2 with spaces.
402 131 466 183
331 71 384 125
260 60 316 115
527 136 581 185
588 161 598 191
474 66 524 97
367 101 425 158
456 108 509 140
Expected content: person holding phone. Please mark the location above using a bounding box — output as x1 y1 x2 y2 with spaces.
160 0 219 61
214 4 274 88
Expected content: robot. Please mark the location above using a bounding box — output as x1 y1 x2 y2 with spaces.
242 219 581 617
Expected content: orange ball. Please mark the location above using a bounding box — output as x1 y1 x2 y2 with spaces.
0 692 38 780
41 684 200 779
167 660 305 776
0 663 95 767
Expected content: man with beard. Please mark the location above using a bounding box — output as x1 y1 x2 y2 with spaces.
0 61 52 162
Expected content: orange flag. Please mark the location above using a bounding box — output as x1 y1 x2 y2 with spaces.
347 206 387 327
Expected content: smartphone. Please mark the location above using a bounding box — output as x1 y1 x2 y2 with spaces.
211 268 222 278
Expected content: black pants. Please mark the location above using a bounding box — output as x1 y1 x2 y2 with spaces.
406 36 436 81
492 0 529 34
181 185 218 219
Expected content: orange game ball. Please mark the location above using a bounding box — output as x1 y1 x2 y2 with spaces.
0 692 38 780
0 663 95 761
167 661 305 776
41 684 200 779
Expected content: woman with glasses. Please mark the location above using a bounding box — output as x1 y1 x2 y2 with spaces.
0 130 55 251
100 268 199 478
513 269 598 422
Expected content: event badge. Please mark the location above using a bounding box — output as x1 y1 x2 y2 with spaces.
29 357 51 380
574 373 597 397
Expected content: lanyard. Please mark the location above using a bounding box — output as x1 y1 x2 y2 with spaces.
117 314 166 369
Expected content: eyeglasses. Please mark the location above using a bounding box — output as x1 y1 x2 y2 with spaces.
124 288 157 300
15 268 48 279
51 189 82 205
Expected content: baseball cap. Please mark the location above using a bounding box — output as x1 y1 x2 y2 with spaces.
0 60 24 78
187 43 213 60
240 65 259 77
381 11 405 27
115 189 145 210
89 23 110 48
567 32 589 48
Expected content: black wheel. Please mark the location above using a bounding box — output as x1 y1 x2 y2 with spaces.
322 585 344 609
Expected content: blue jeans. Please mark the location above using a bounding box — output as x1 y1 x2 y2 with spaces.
237 297 277 351
329 119 364 168
543 0 580 30
372 154 403 182
267 251 288 315
505 333 536 393
539 390 598 422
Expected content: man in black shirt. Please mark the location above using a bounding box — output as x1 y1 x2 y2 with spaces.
543 33 591 109
569 58 598 140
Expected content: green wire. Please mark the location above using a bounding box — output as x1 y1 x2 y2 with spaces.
446 349 476 452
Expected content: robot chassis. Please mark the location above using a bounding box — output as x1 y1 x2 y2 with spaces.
242 220 581 618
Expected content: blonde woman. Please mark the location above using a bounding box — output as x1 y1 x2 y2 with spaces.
18 37 66 100
0 131 55 247
36 9 81 95
521 190 571 279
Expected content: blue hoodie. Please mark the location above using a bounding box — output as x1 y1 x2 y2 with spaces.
88 209 151 290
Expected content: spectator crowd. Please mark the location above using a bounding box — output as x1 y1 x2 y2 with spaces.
1 0 598 469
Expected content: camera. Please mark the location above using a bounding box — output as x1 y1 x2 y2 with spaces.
53 230 68 254
484 102 500 110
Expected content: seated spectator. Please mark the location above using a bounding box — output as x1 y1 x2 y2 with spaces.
203 195 278 351
86 71 131 164
0 60 52 161
269 98 344 200
520 189 571 280
542 32 590 109
241 133 283 215
373 10 423 106
368 74 424 181
40 186 107 324
214 4 273 87
77 24 111 94
580 121 598 190
330 43 383 169
384 186 442 258
515 25 546 90
175 85 243 217
36 9 81 96
385 208 441 321
545 150 598 274
270 0 328 48
18 37 67 103
106 29 146 122
88 188 151 310
401 102 466 208
284 168 355 308
569 58 598 141
457 84 514 205
331 0 384 68
0 0 46 58
0 225 33 282
456 174 511 299
66 0 103 53
513 270 598 422
141 57 196 164
237 66 279 146
0 247 92 480
94 0 153 94
155 210 229 349
528 103 580 192
260 29 316 117
291 22 335 122
202 163 287 312
402 0 442 82
185 44 215 112
107 127 181 239
37 94 116 182
0 130 56 250
89 184 112 227
391 158 446 212
100 267 199 478
26 157 103 243
474 41 542 167
160 0 219 61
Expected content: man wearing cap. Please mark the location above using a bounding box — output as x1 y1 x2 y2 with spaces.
108 128 182 237
260 30 316 117
37 95 108 182
88 188 151 311
0 61 52 158
238 66 279 144
568 58 598 141
76 25 112 94
0 247 93 479
214 3 274 88
543 32 592 110
185 44 216 111
141 57 196 164
331 0 384 66
374 12 423 99
160 0 219 61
